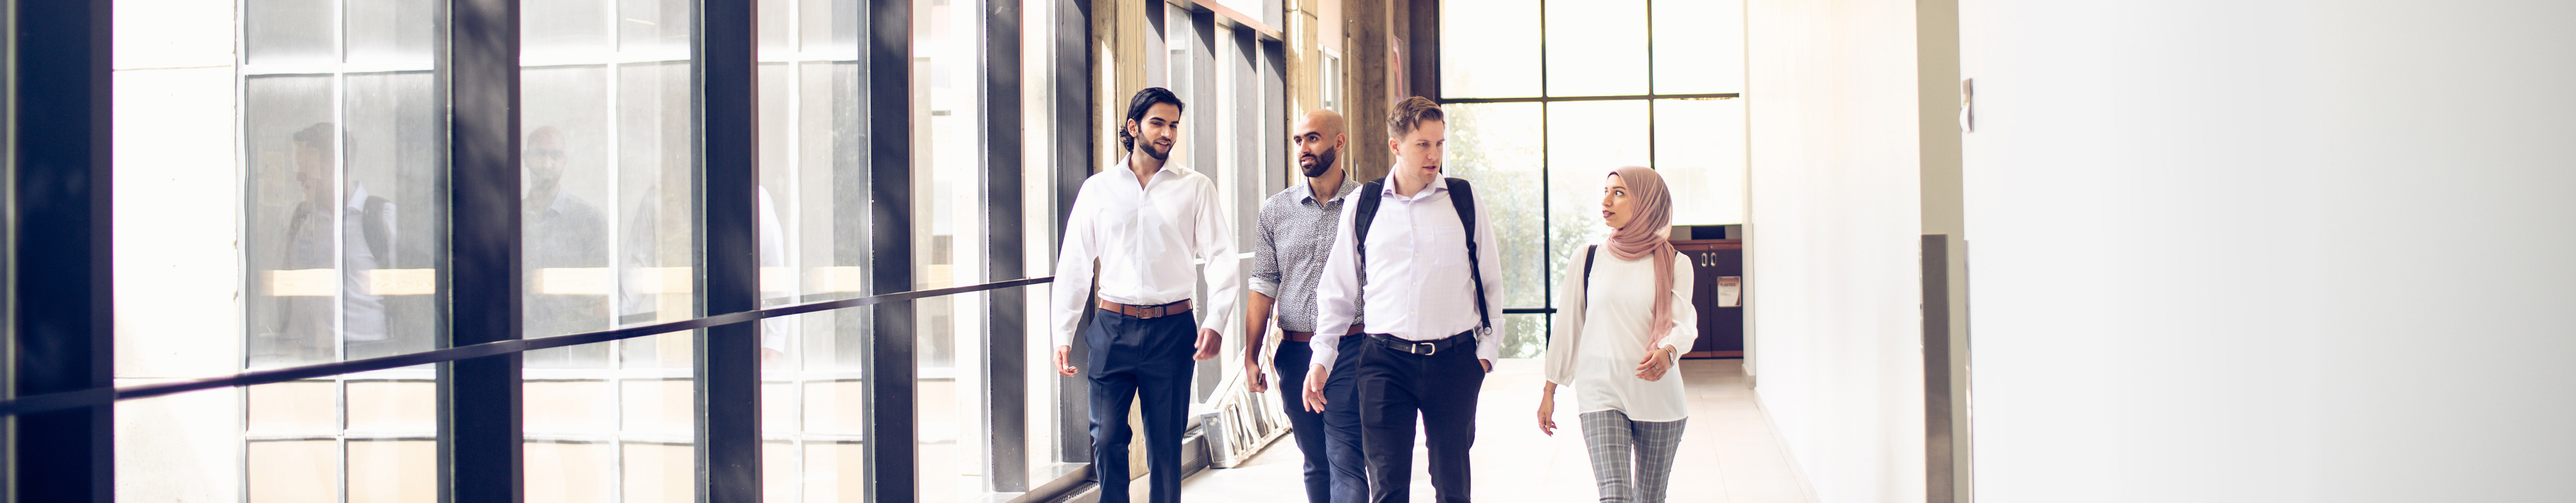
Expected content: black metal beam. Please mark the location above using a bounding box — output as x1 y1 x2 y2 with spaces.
437 0 525 499
859 0 917 501
980 0 1031 493
694 0 763 499
7 0 114 499
1049 0 1093 465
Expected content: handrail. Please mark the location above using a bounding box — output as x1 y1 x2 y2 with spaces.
0 276 1055 417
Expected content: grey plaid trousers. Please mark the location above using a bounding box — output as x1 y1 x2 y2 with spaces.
1578 409 1688 503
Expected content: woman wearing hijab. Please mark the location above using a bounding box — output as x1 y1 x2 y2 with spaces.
1537 166 1699 503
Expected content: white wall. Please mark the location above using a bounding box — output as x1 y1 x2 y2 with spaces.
1959 1 2576 500
1743 0 1928 501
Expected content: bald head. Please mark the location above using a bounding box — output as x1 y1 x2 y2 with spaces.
1294 110 1347 179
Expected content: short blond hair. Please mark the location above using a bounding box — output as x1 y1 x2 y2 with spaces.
1385 96 1445 137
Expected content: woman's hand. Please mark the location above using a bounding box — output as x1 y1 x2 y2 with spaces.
1634 346 1674 382
1537 383 1560 436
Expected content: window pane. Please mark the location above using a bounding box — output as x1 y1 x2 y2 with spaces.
1442 103 1548 314
920 0 991 496
245 0 334 64
1438 0 1542 99
1544 0 1650 97
521 0 699 499
1654 98 1746 225
346 0 438 67
1650 0 1744 95
1546 100 1652 314
1448 103 1558 356
344 70 445 359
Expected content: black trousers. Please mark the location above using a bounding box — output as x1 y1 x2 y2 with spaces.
1355 331 1485 503
1277 337 1370 503
1273 342 1330 503
1086 309 1197 503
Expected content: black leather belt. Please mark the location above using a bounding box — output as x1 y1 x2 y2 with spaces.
1365 331 1475 357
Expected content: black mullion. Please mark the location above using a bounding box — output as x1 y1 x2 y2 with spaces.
978 0 1030 493
7 0 114 499
693 0 762 498
1644 0 1656 170
1049 0 1092 465
437 0 525 499
858 0 917 501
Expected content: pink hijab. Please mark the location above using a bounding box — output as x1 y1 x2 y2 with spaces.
1605 166 1678 344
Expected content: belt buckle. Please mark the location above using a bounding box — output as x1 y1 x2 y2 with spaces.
1412 342 1437 356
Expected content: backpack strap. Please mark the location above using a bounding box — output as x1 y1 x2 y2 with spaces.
361 195 395 265
1583 244 1598 281
1445 178 1491 330
1351 178 1387 319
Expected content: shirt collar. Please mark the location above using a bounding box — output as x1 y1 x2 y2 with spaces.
1375 170 1447 201
1300 175 1356 205
1115 155 1186 183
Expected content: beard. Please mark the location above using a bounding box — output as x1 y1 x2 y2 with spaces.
1139 139 1172 161
1299 146 1339 178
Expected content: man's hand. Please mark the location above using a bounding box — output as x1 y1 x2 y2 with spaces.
1302 365 1330 412
1244 360 1269 393
1054 345 1079 376
1633 346 1673 382
1192 328 1223 361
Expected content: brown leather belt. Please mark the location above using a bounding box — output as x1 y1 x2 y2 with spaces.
1281 326 1365 342
1097 299 1192 319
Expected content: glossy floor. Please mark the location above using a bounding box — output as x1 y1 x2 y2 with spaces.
1172 358 1818 502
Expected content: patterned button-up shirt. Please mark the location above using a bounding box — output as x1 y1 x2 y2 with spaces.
1249 178 1359 333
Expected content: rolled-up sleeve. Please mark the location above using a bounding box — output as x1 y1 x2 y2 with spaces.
1247 200 1281 298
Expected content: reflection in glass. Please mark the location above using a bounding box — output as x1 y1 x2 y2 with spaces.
1546 100 1652 322
521 0 699 499
1442 103 1549 356
1438 0 1542 99
1650 0 1745 95
1544 0 1649 97
1653 99 1747 225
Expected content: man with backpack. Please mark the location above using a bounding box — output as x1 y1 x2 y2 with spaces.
1301 96 1504 503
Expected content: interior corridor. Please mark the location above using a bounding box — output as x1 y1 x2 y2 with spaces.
1165 359 1816 502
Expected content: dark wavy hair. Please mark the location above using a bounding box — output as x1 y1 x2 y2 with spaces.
1117 87 1186 152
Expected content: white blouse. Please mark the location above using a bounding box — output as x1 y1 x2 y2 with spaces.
1545 248 1699 423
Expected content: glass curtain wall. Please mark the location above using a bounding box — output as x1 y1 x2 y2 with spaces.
102 0 1282 500
1438 0 1746 355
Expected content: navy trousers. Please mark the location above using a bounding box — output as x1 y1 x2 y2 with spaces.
1275 338 1370 503
1356 331 1485 503
1086 309 1197 503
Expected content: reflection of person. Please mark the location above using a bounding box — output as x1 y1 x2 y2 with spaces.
1538 166 1697 503
1244 109 1365 503
1049 88 1240 503
1304 97 1504 503
260 122 397 366
523 126 609 341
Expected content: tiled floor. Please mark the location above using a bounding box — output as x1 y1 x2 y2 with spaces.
1172 358 1816 502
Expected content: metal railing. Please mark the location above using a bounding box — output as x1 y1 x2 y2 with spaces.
0 275 1053 417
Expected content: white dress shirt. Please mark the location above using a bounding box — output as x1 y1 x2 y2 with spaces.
1307 177 1506 371
1051 156 1241 348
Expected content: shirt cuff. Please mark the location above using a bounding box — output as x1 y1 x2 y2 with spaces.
1248 277 1278 297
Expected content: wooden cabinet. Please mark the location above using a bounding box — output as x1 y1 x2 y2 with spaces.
1672 239 1743 358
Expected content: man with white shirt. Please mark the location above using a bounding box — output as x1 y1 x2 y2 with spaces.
1051 87 1239 503
1302 97 1504 503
